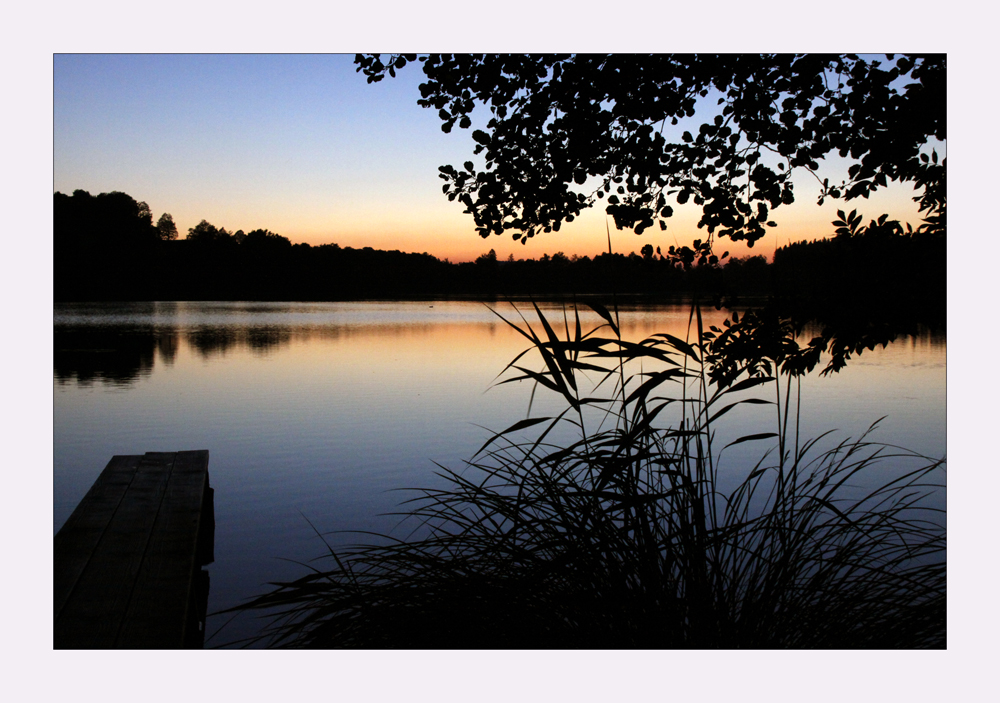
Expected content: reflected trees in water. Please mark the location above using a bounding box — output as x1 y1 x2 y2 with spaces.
55 327 165 387
54 323 297 386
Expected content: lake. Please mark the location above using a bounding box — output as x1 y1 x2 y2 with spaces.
53 300 946 646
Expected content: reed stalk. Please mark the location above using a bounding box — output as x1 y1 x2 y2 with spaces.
226 302 945 648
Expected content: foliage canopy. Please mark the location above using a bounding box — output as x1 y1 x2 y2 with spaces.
356 54 945 248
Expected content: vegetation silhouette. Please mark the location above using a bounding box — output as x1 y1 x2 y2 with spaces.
355 54 943 245
156 212 178 241
229 303 944 648
54 190 161 301
54 191 943 347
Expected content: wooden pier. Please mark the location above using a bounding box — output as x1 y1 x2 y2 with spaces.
54 450 214 649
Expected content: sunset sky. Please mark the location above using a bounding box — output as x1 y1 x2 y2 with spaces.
10 3 998 696
53 54 931 263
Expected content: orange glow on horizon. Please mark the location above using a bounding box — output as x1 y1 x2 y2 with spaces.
172 177 927 264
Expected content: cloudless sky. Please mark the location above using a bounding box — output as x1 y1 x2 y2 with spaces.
54 53 931 263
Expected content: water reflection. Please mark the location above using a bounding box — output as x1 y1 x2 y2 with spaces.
54 301 946 389
54 327 164 387
56 321 512 383
186 326 298 359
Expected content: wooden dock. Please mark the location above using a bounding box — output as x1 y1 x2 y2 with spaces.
54 450 214 649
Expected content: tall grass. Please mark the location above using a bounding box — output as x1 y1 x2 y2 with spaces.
228 301 945 648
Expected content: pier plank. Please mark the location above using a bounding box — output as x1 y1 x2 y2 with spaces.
53 454 142 619
54 450 212 649
117 451 211 648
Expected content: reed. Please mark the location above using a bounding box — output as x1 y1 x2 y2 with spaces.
227 301 945 648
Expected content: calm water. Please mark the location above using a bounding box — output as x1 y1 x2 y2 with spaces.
53 300 946 646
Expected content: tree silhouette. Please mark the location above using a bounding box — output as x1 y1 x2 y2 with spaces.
474 248 498 266
186 219 229 243
243 228 291 250
137 201 152 225
156 212 178 240
355 54 945 249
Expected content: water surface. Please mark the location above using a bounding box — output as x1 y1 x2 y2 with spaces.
54 300 945 645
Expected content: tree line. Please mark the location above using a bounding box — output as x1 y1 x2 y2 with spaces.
54 189 943 328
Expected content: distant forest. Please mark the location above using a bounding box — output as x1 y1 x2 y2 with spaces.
54 190 945 321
